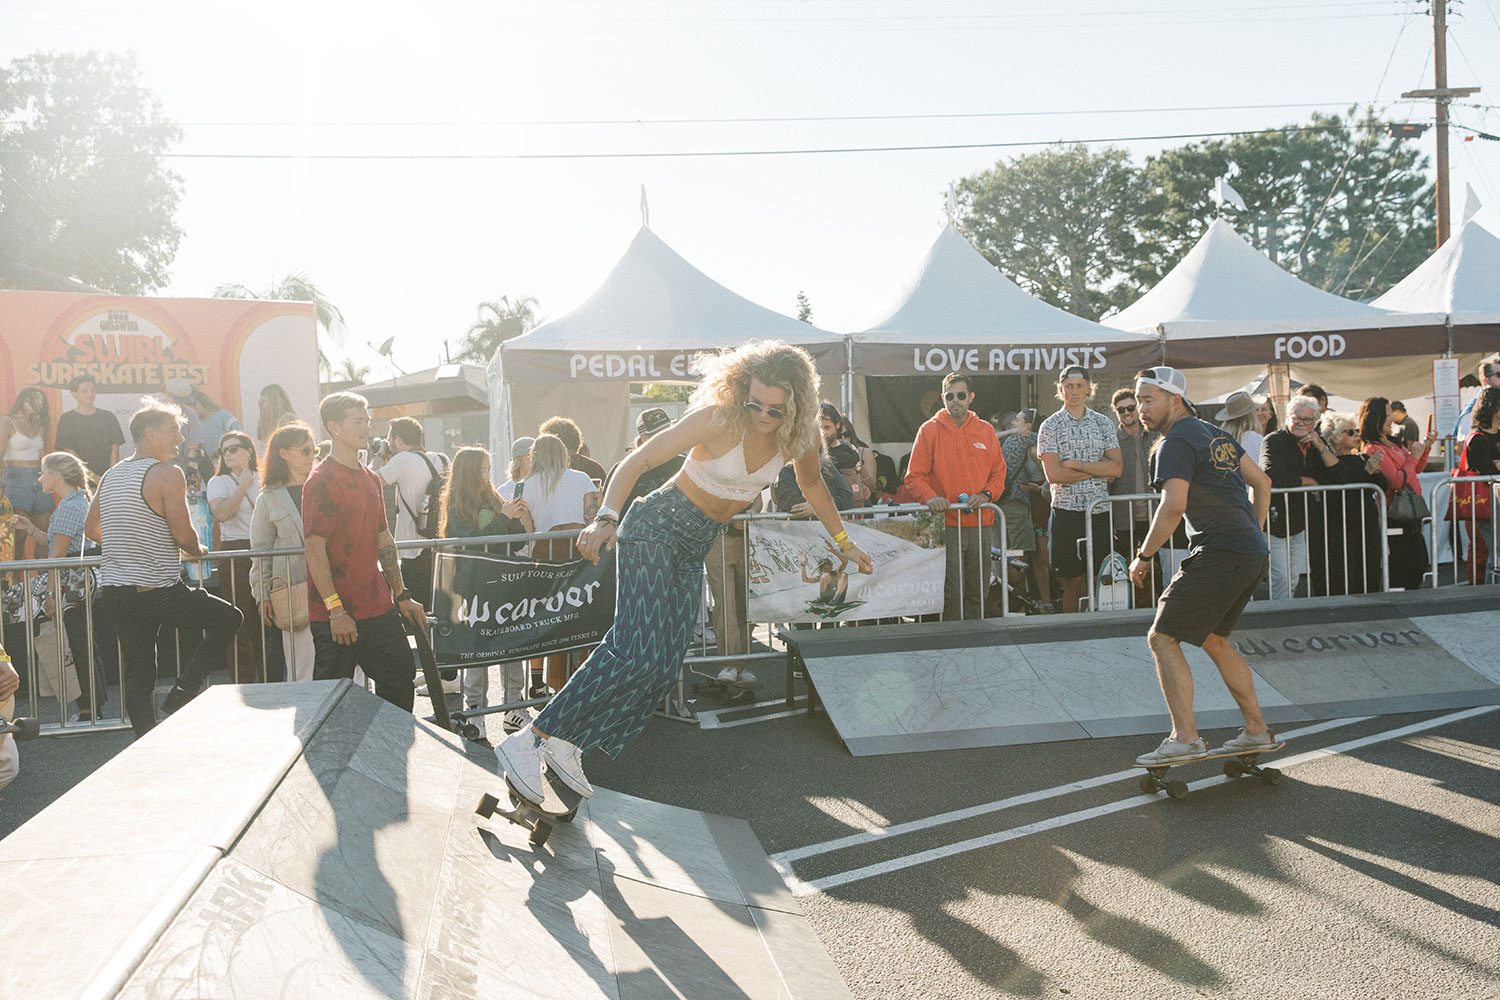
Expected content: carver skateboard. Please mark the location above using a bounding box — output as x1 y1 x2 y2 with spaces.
404 615 451 733
1094 551 1131 612
475 768 583 848
1133 739 1286 800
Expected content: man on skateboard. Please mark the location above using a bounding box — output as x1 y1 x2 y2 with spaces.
1127 368 1276 765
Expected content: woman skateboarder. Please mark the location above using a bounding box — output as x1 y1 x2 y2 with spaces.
495 341 875 803
1127 368 1277 765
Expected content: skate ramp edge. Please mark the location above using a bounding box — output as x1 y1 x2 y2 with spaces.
0 681 852 1000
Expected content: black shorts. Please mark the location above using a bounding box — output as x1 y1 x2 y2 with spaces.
1048 507 1112 579
1152 549 1268 647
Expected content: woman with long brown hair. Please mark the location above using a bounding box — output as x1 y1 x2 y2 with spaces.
437 446 532 723
1359 396 1436 590
495 341 876 805
250 421 318 680
207 430 265 681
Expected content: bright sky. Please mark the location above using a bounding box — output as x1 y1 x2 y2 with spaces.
5 0 1500 378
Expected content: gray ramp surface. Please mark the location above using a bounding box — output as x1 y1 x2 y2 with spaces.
0 681 850 1000
789 588 1500 756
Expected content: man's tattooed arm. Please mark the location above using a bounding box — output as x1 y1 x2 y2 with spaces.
377 529 406 596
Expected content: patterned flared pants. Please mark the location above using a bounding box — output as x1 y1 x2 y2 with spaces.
533 485 726 757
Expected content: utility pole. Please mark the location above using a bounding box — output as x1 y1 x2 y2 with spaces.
1402 1 1479 247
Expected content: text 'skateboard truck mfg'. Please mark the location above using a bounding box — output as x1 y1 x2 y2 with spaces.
1133 736 1286 800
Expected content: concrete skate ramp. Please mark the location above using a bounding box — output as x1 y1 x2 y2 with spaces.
788 587 1500 756
0 682 851 999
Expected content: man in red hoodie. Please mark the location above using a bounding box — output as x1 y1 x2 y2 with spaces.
904 373 1008 620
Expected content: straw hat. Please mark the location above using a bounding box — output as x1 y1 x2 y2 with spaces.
1215 391 1256 422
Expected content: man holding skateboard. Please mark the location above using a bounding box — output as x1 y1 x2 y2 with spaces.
1128 368 1277 765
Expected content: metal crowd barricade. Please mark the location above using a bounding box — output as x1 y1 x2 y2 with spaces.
1082 483 1390 612
1426 473 1500 589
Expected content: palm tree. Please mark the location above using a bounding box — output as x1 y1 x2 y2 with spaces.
455 294 538 364
334 357 371 385
213 271 347 379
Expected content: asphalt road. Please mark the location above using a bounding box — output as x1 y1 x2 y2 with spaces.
6 666 1498 1000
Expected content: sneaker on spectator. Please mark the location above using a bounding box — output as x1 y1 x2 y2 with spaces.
1220 728 1276 753
1135 735 1207 766
501 708 532 735
161 682 199 716
495 725 548 804
716 665 738 684
736 668 758 686
416 676 461 698
542 736 594 798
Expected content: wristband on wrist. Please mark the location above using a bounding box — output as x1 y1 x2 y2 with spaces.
323 593 343 610
1136 548 1155 562
394 589 411 603
832 529 853 552
329 608 349 621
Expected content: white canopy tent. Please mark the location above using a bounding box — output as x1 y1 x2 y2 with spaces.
1104 219 1450 403
1374 218 1500 355
488 226 845 468
847 224 1160 450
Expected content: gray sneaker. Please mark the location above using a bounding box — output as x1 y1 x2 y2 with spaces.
1220 728 1276 753
1135 735 1207 766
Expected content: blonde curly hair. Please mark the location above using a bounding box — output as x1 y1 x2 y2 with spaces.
688 341 821 458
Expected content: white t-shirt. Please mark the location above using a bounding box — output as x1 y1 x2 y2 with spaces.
207 473 260 542
378 448 450 546
520 468 597 534
1239 430 1265 465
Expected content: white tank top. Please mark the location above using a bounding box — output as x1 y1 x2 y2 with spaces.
681 439 784 502
3 418 42 461
97 458 182 589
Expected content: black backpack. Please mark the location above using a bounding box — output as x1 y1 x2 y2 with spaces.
399 450 449 539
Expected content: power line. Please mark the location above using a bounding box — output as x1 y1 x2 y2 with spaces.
2 122 1401 162
48 101 1369 132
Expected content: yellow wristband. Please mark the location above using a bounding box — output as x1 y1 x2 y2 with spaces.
832 529 853 551
323 594 343 610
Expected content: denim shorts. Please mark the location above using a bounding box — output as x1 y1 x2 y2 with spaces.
3 465 54 517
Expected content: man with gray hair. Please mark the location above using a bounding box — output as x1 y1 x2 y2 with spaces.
85 400 243 738
1259 396 1324 599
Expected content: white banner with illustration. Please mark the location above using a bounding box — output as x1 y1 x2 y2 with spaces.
745 514 947 623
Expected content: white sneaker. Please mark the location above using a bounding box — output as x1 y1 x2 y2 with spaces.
716 665 739 683
416 677 461 697
736 668 758 686
1220 728 1276 753
542 736 594 798
495 725 549 804
501 708 532 735
1135 735 1207 766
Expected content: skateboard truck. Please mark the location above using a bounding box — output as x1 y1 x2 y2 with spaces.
475 771 582 848
1135 742 1286 800
0 716 40 741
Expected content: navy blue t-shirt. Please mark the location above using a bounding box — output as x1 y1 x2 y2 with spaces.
1151 417 1267 556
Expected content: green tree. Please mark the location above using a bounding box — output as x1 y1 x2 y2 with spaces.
455 295 538 363
1144 110 1434 299
0 52 183 292
332 356 371 385
795 290 813 323
213 272 347 379
955 144 1162 320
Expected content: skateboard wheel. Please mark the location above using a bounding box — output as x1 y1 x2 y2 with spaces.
1260 768 1282 786
530 821 553 847
460 722 483 742
476 793 498 819
1165 780 1189 800
1223 760 1244 779
558 808 579 824
1138 774 1157 794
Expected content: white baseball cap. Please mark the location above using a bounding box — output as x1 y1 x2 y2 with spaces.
1136 366 1188 399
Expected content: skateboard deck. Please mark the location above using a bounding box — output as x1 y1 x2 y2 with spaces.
185 492 213 583
1134 740 1286 799
1094 551 1131 611
405 616 451 733
688 667 762 703
476 769 584 848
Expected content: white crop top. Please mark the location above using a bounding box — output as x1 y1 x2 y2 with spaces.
681 439 783 502
3 418 42 462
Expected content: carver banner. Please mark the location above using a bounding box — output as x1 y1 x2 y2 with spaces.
746 514 947 624
431 548 617 664
0 290 318 453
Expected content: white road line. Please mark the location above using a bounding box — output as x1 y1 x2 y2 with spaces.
769 715 1368 868
790 705 1497 896
696 698 806 730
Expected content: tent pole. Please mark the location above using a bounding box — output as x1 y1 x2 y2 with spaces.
842 337 854 420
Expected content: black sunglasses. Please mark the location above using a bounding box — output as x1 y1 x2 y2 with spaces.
1115 404 1137 414
744 400 787 420
221 442 249 454
1485 368 1500 379
944 391 970 401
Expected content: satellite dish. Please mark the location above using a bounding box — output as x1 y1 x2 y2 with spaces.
377 336 396 357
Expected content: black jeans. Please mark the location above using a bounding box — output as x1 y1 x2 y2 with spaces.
312 608 415 712
102 582 243 739
63 595 118 710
